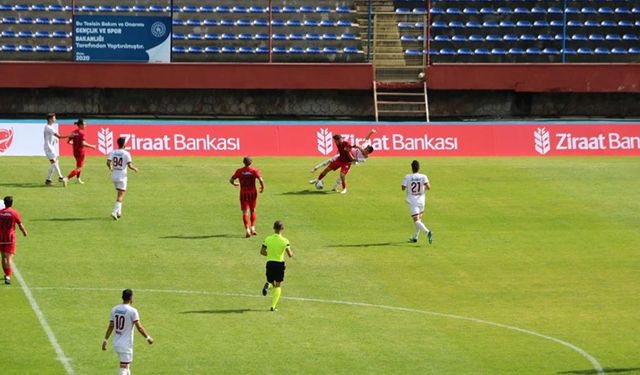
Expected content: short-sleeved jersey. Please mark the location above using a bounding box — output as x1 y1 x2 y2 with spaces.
43 124 58 154
232 166 261 194
0 208 22 244
351 148 367 163
336 140 353 163
108 149 133 180
263 233 290 262
110 304 140 353
69 128 86 155
402 173 429 204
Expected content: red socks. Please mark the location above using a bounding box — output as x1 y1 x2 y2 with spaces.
242 213 249 229
250 212 257 227
67 169 79 179
3 266 11 277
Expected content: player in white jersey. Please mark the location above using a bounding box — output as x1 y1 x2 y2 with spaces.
106 136 138 220
43 113 68 187
401 160 433 244
102 289 153 375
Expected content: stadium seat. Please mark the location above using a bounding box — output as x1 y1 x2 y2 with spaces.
53 44 69 52
491 48 507 55
204 33 219 40
520 34 536 41
188 46 203 54
320 20 335 27
222 46 236 53
255 33 269 41
200 6 214 13
547 7 562 14
288 46 304 54
187 33 203 41
584 20 600 27
250 6 266 13
221 33 235 40
474 48 490 55
305 33 321 41
465 21 481 28
115 5 130 12
508 47 525 55
413 8 426 14
434 35 450 42
0 30 15 37
581 7 597 14
340 33 357 40
462 7 477 15
282 6 297 13
205 46 220 54
203 19 218 26
611 47 627 55
451 35 466 42
322 33 337 41
97 5 113 12
562 48 577 55
514 7 529 15
238 47 253 54
18 17 33 24
80 5 97 12
572 34 588 41
405 48 423 56
31 3 46 11
439 48 456 56
35 44 51 52
550 20 564 27
2 44 16 51
0 4 12 11
216 6 230 13
181 5 197 13
286 19 301 27
589 34 604 41
567 20 582 27
272 33 286 40
172 46 186 54
220 19 234 26
614 7 631 14
186 19 200 26
468 34 484 42
594 47 609 55
2 16 17 24
482 21 498 28
323 47 338 54
52 31 68 38
542 48 560 55
526 47 542 55
14 4 29 11
343 47 361 54
457 48 473 55
577 47 593 54
149 5 163 12
623 34 639 41
172 32 185 40
172 19 184 26
531 7 546 14
303 19 319 27
497 7 512 15
255 46 269 54
253 19 268 27
401 34 417 42
35 31 49 38
18 44 34 52
395 8 411 14
299 6 314 13
289 33 304 40
486 35 502 42
629 47 640 54
616 20 633 27
272 47 287 54
232 6 248 13
503 34 519 42
236 19 252 27
538 34 554 41
598 7 614 15
36 17 50 24
480 7 494 15
131 5 146 12
335 6 353 14
305 47 322 54
517 20 533 27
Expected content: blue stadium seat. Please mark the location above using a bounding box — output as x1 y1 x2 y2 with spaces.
272 46 287 54
508 47 525 55
14 4 29 11
80 5 96 12
17 30 32 38
149 5 163 12
288 46 304 54
53 31 69 38
503 34 519 41
205 46 220 54
188 46 203 54
305 33 321 41
343 47 361 54
555 33 568 41
547 7 562 14
172 19 184 26
172 32 185 40
538 34 554 41
250 6 266 13
431 21 447 29
2 44 16 51
255 33 269 41
340 33 357 40
565 7 579 14
571 34 588 41
220 19 234 26
222 46 236 53
31 4 46 11
322 33 337 41
53 44 69 52
36 17 50 24
281 6 297 13
232 6 248 13
204 33 219 40
303 19 319 27
272 33 287 40
172 46 186 54
98 5 113 12
434 34 450 42
1 30 15 37
336 6 353 14
482 21 498 28
236 19 252 27
253 19 268 27
520 34 537 41
497 7 512 15
623 34 639 41
589 34 604 41
598 7 614 15
255 46 269 54
451 35 466 42
413 7 426 14
166 5 179 12
616 20 633 27
439 48 455 55
216 6 230 13
0 4 12 11
395 8 411 14
18 44 34 52
115 5 130 12
577 47 593 55
614 7 631 14
474 48 490 55
203 19 218 26
526 47 542 55
448 21 464 28
611 47 627 55
457 48 473 55
562 48 576 55
238 33 253 40
429 7 444 15
131 5 146 12
517 20 533 27
320 20 335 27
238 47 253 54
491 48 506 55
542 47 560 55
270 6 282 13
465 21 481 28
514 7 529 15
182 5 197 13
186 19 201 26
486 34 501 42
595 47 610 55
221 33 235 40
567 20 582 27
550 20 564 27
531 7 546 14
629 47 640 54
18 17 34 24
323 47 339 54
581 7 597 14
289 33 304 40
499 20 515 28
468 34 484 42
35 31 49 38
35 44 51 52
314 6 332 13
480 7 494 15
2 16 17 24
286 19 301 27
401 34 417 42
532 20 547 27
200 6 214 13
299 5 314 13
305 47 322 54
187 33 203 41
584 20 600 27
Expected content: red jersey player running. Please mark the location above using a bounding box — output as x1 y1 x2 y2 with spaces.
229 156 265 238
66 118 96 184
0 196 28 285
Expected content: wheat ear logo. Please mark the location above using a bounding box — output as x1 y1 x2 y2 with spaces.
98 128 114 155
317 128 333 155
0 127 14 154
534 128 551 155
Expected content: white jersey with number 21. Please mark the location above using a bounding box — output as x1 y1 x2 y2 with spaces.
110 304 140 354
108 149 132 181
402 173 429 206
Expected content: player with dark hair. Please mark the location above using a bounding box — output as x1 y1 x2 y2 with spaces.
102 289 153 375
43 112 68 187
260 220 293 311
0 196 28 285
66 118 96 184
107 136 139 220
402 160 433 244
229 156 265 238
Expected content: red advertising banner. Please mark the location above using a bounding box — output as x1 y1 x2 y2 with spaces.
54 123 640 157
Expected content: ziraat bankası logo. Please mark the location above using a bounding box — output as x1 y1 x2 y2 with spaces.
0 127 14 154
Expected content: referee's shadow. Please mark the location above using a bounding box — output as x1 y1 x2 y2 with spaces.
280 189 331 195
180 308 267 314
161 234 244 240
327 241 407 248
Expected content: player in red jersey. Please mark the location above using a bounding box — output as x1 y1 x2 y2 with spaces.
229 156 265 238
65 118 96 184
0 196 28 285
309 133 361 194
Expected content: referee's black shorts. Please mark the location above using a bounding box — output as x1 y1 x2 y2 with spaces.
266 261 286 283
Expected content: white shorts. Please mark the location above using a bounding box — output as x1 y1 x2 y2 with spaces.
116 350 133 364
407 201 425 216
45 149 57 161
113 178 128 191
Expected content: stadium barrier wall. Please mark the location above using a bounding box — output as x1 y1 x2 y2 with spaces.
1 121 639 157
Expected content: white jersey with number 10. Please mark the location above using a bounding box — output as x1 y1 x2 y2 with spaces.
402 173 429 205
108 149 132 180
110 304 140 354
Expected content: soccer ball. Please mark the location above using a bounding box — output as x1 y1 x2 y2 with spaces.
315 180 324 190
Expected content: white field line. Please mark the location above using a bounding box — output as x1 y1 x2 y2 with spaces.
30 286 604 375
13 266 75 375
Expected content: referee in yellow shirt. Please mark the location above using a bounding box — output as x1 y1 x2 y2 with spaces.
260 220 293 312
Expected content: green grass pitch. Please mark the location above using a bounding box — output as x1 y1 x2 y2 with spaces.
0 156 638 374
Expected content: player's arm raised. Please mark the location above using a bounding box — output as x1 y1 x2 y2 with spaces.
102 320 114 351
364 128 377 142
134 320 153 344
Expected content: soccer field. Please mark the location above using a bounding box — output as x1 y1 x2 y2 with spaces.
0 155 638 375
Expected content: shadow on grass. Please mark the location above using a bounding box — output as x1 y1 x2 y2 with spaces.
180 308 264 314
327 242 406 248
558 368 640 374
161 234 244 240
0 182 50 189
280 190 330 195
32 217 107 222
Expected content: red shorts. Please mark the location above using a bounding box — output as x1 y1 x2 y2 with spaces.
328 160 352 175
0 243 16 255
74 153 85 168
240 191 258 211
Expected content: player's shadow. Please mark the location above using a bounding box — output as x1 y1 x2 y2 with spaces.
327 242 405 248
161 234 243 240
32 217 107 222
280 190 330 195
180 308 262 314
0 182 50 189
558 368 640 374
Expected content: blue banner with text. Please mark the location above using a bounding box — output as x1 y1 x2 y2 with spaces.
73 15 171 63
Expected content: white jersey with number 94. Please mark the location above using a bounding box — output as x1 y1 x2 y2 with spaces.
108 149 132 181
402 173 429 206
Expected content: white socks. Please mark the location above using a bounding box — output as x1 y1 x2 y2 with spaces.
118 368 129 375
113 201 122 215
414 221 430 238
47 162 62 180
